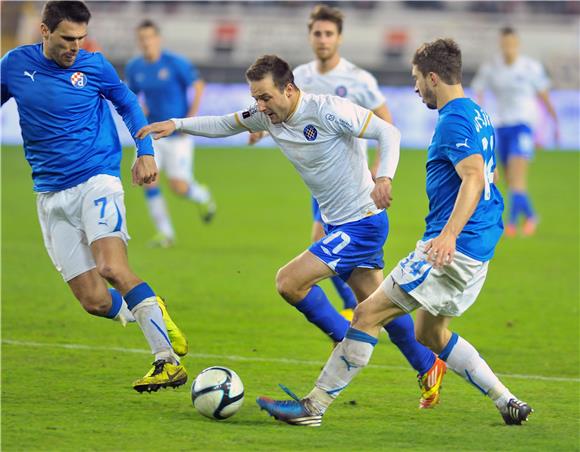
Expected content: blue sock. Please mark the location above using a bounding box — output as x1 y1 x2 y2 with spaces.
331 275 357 310
105 288 123 319
384 314 436 376
520 192 536 219
124 282 156 310
145 186 161 199
295 285 349 341
509 191 523 225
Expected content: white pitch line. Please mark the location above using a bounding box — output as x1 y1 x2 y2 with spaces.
3 338 579 383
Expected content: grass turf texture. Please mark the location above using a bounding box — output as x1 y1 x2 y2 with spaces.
2 146 579 451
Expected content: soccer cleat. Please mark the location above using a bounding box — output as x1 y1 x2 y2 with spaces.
340 308 354 322
418 357 447 409
257 385 322 427
504 224 517 238
156 296 189 357
198 187 217 224
133 359 187 393
147 233 174 248
500 398 534 425
522 218 537 237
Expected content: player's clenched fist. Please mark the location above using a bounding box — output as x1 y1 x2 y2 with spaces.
132 155 158 185
136 120 176 140
371 177 393 209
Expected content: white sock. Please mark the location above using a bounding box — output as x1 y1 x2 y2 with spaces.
187 182 210 204
131 298 176 364
113 302 135 326
145 189 174 239
307 329 378 414
442 333 514 409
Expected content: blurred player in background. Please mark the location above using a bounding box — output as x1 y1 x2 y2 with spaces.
472 27 559 237
125 20 215 248
138 54 446 409
1 1 188 392
257 39 533 427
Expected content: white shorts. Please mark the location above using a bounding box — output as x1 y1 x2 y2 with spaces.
381 240 488 317
36 174 130 282
152 134 194 182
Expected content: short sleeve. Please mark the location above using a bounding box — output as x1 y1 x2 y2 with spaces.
439 113 481 166
323 96 374 138
529 60 550 92
175 56 196 86
357 70 386 111
232 104 269 133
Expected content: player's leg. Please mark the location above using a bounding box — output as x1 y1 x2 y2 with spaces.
496 127 517 237
415 310 532 424
143 143 175 247
83 175 188 390
167 135 216 223
257 284 407 426
276 250 349 341
311 199 357 316
36 189 134 325
347 269 441 408
508 153 537 236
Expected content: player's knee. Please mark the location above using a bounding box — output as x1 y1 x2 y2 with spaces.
96 261 125 286
169 179 188 196
275 267 300 302
351 302 373 330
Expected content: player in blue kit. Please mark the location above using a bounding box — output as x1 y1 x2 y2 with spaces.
125 20 215 248
1 1 188 392
257 39 533 427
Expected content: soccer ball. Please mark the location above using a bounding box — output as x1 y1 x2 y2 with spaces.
191 366 244 420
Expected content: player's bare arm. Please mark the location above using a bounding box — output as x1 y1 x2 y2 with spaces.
537 89 559 144
186 79 205 117
425 154 486 268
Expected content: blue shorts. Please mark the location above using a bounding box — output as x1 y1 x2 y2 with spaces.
309 211 388 281
496 124 534 166
311 196 323 223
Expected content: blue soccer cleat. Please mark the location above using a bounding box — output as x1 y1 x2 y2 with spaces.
256 384 322 427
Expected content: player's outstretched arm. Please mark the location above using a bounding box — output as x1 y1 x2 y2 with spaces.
136 120 176 140
425 154 485 268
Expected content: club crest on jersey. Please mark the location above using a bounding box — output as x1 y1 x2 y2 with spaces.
303 124 318 141
70 72 87 88
335 85 348 97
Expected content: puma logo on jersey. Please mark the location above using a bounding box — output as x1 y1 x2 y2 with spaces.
456 138 470 149
24 70 37 81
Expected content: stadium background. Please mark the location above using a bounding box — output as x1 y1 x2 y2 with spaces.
1 1 579 451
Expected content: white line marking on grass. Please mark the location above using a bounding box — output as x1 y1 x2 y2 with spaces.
3 338 579 383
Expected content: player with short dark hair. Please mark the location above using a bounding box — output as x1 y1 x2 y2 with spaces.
1 0 188 392
472 27 558 237
257 38 533 427
125 19 215 248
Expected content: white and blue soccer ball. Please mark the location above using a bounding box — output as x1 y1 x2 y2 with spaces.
191 366 244 420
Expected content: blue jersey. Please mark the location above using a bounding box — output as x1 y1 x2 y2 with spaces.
1 43 153 192
125 51 199 124
423 98 504 262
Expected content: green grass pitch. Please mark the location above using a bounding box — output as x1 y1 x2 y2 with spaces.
2 145 579 451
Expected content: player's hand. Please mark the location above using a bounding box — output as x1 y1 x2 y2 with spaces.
132 155 158 186
424 230 456 268
248 131 265 145
371 177 393 209
136 120 176 140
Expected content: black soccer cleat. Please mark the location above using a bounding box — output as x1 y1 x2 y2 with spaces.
501 398 534 425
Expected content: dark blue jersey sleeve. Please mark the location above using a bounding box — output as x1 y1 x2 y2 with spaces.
99 54 153 156
1 52 13 105
438 113 481 167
